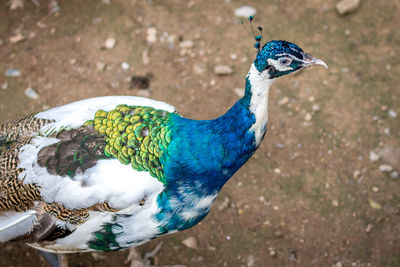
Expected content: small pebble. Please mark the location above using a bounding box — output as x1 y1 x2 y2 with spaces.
372 186 379 192
365 224 374 233
179 40 194 49
269 248 277 257
274 230 283 238
278 96 289 106
10 0 24 10
390 171 399 179
146 27 157 44
142 49 150 65
332 200 339 207
275 142 285 149
207 244 216 251
384 128 390 136
182 237 198 249
49 0 60 13
217 196 230 211
25 87 39 99
336 0 360 15
274 168 281 174
353 170 361 178
246 255 256 267
379 164 393 172
336 261 343 267
368 198 382 210
369 151 379 162
214 65 233 75
234 6 256 18
104 37 116 49
304 113 312 121
10 32 26 44
5 68 21 77
388 109 397 118
96 62 106 71
1 82 8 90
230 53 237 60
312 104 320 112
121 62 130 70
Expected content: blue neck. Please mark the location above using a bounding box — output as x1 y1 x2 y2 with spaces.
155 76 270 232
162 77 259 195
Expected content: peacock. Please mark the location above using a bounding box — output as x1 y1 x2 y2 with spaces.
0 20 327 266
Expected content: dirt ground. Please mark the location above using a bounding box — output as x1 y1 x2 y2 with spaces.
0 0 399 266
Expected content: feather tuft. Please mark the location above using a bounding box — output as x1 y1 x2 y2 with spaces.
0 210 37 242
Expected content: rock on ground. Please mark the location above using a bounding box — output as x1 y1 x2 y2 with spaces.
214 65 233 75
379 164 393 172
146 27 157 44
369 151 379 162
179 40 194 49
234 6 256 18
24 87 39 100
104 37 116 49
5 68 21 77
336 0 360 15
182 237 198 249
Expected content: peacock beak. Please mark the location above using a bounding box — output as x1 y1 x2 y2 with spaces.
301 52 328 69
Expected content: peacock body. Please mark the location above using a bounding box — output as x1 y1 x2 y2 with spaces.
0 39 326 254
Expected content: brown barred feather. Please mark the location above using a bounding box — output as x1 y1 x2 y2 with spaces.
0 137 42 212
0 120 117 233
43 203 117 225
0 114 52 143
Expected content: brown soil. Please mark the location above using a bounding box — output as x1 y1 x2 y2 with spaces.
0 0 399 266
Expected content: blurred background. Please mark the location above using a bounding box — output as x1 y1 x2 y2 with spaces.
0 0 399 266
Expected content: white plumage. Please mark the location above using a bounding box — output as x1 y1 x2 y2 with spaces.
36 96 175 135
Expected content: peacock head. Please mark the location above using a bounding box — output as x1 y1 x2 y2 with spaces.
243 17 327 78
254 40 327 78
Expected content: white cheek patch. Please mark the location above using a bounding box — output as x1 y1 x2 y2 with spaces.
267 58 293 72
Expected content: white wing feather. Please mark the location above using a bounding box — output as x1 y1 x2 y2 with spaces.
0 211 37 242
35 96 175 135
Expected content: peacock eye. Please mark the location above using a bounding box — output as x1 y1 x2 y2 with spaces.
279 58 292 66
